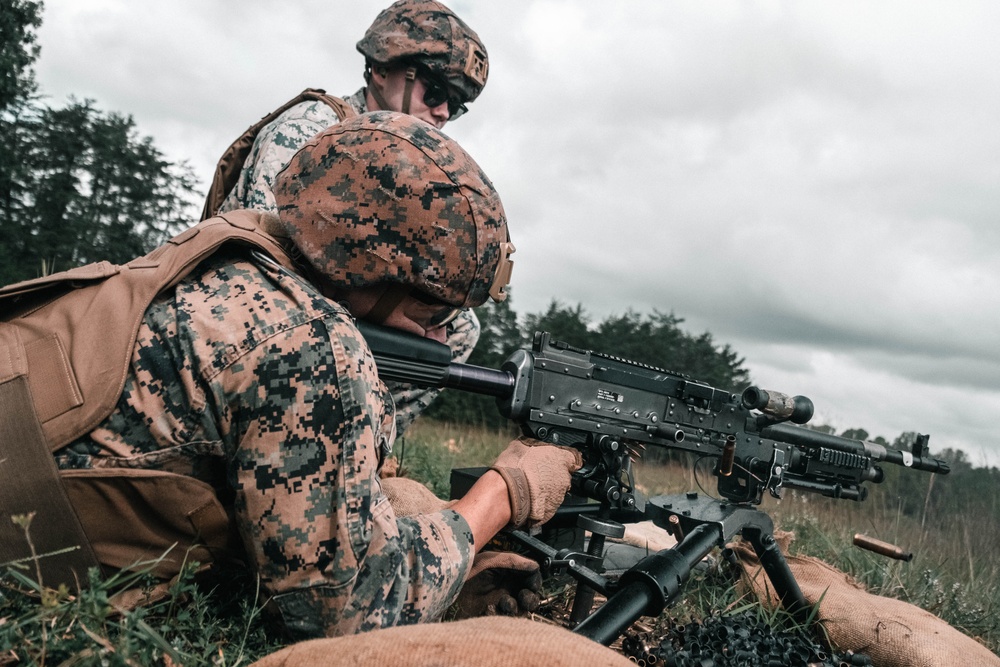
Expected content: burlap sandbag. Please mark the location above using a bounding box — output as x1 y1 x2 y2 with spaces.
734 533 1000 667
250 616 634 667
619 520 677 552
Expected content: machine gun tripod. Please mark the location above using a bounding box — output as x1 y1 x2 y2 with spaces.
500 491 810 646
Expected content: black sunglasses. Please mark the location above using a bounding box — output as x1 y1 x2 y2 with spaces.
420 75 468 120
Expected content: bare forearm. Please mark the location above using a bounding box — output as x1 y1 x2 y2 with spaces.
449 469 512 552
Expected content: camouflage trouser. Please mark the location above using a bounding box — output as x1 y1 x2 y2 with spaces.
386 308 480 437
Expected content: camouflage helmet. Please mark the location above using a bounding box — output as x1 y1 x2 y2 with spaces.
356 0 489 103
272 111 513 308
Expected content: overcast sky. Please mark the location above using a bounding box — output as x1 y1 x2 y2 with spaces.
33 1 1000 468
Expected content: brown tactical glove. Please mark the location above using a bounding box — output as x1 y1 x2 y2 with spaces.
490 437 582 528
380 476 451 517
453 550 543 618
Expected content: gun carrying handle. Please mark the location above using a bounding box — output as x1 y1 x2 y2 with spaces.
741 386 814 424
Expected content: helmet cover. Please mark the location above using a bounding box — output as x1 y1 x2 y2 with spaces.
357 0 489 102
272 111 511 308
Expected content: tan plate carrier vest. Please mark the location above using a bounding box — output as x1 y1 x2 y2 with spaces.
0 210 298 588
200 88 355 220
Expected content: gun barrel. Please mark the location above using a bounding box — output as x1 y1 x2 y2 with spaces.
761 423 948 475
762 422 864 452
881 448 950 474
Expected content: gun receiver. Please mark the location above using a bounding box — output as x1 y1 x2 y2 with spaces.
357 322 950 509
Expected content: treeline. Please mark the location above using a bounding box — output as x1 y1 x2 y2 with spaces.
868 434 999 534
424 299 1000 530
0 0 196 286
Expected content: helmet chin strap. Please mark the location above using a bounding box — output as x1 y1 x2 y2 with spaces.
366 65 418 114
363 284 410 324
400 66 417 115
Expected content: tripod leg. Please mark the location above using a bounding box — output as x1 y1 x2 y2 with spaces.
568 510 626 624
742 526 813 626
574 524 719 645
568 530 606 624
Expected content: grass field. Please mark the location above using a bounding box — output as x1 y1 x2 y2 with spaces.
2 418 997 664
396 420 1000 655
632 453 1000 649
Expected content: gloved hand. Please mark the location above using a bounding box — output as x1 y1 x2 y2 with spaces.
380 476 451 516
490 437 582 528
453 550 543 618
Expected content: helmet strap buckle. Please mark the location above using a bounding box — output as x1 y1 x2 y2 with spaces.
489 242 516 302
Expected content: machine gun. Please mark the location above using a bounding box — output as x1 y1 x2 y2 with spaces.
358 322 950 643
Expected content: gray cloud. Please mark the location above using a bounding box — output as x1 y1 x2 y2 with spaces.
33 0 1000 468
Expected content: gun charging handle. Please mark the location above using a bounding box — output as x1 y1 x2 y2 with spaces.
741 386 814 424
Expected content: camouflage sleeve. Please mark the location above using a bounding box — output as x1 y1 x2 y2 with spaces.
194 258 474 638
58 252 474 638
388 308 481 436
218 101 346 214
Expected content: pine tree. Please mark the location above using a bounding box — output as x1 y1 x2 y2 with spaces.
0 0 196 286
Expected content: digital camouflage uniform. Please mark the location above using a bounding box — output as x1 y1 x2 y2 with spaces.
218 89 367 216
55 248 473 639
217 88 480 437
